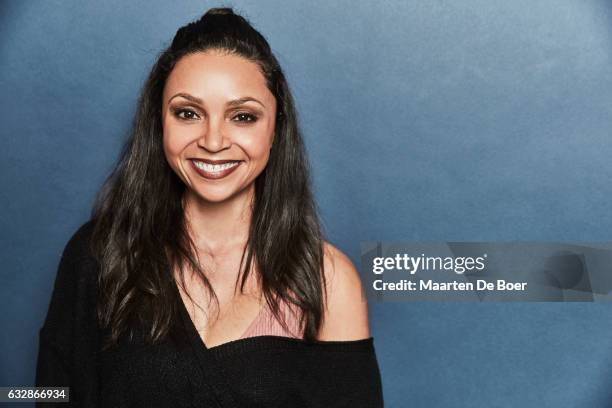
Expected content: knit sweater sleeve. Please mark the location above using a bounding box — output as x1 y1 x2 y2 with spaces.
35 220 99 407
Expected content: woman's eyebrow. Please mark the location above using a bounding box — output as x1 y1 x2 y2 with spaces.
168 93 265 109
227 97 265 108
168 92 203 105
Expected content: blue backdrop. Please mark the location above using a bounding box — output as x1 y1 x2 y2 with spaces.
2 1 612 406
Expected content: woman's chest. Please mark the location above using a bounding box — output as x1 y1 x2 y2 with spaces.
173 261 265 348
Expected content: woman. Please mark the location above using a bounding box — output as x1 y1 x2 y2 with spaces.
36 7 383 407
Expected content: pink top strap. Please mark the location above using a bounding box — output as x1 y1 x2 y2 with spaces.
240 298 303 339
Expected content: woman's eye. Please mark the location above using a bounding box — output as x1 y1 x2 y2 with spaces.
232 112 257 123
173 108 200 121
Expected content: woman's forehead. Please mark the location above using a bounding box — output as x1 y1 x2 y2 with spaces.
163 51 274 107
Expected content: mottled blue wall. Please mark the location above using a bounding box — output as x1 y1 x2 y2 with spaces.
2 1 612 406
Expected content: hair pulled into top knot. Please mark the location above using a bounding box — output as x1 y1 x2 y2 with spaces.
169 6 271 56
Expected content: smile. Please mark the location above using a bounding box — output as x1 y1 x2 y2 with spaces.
190 159 242 180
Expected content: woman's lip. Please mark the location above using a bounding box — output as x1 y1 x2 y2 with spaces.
189 159 242 180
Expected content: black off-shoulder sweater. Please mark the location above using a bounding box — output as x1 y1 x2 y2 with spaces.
35 221 384 407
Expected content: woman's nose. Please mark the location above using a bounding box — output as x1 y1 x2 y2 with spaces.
197 117 230 152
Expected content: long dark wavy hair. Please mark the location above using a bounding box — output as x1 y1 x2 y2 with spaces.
89 7 327 350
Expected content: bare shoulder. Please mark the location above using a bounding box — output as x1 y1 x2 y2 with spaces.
316 241 370 341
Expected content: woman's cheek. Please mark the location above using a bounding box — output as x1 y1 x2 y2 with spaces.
164 125 190 153
241 126 274 156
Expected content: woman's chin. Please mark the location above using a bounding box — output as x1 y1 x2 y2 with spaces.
187 184 252 205
192 191 236 204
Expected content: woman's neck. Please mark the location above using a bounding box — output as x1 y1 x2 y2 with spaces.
182 184 254 257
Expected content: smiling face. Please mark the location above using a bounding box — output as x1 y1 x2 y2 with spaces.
162 50 277 205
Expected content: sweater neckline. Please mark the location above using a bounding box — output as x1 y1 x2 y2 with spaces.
171 271 375 356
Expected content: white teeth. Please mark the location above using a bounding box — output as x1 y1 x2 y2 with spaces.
192 160 239 173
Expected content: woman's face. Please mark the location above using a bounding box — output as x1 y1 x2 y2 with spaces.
162 50 277 204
